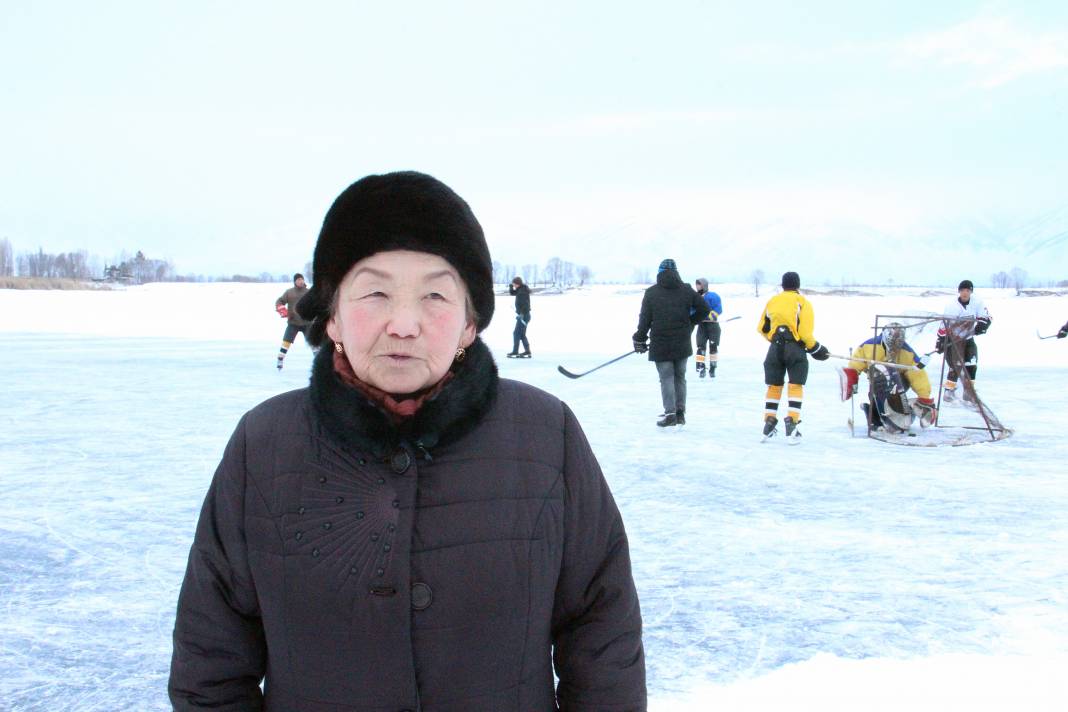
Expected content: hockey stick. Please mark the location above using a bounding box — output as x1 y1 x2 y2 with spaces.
1037 330 1060 340
847 347 855 437
720 316 741 323
557 350 638 379
826 353 919 371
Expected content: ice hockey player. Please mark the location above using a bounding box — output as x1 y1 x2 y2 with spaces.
694 278 723 378
275 273 311 370
756 271 830 442
633 259 710 427
842 322 937 432
506 276 532 358
1057 320 1068 339
935 279 991 402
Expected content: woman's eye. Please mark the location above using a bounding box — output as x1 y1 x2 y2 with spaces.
363 291 386 299
426 292 445 301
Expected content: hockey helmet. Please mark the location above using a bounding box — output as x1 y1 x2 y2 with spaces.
880 322 905 358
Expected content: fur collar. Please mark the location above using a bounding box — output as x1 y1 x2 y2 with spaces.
309 337 498 459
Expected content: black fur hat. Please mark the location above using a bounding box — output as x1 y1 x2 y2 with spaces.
782 271 801 290
297 171 494 346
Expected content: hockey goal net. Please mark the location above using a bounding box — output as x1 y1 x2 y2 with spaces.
855 314 1010 447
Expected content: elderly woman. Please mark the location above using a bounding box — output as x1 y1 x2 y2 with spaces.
168 172 646 711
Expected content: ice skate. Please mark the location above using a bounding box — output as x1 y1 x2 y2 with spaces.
518 351 532 358
761 416 778 441
784 416 801 445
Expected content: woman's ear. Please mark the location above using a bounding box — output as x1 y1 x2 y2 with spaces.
460 320 477 348
325 317 340 344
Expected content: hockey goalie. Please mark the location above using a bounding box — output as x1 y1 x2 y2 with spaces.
841 323 937 433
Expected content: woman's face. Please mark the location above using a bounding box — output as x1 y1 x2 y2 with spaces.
326 250 476 394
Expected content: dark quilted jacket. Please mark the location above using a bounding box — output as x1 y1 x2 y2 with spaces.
632 270 709 362
169 338 646 711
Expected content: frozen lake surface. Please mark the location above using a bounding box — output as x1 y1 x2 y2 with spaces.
1 283 1067 710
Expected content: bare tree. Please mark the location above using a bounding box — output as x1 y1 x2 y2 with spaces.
545 257 563 287
562 261 574 287
631 268 651 284
990 271 1010 289
577 265 592 286
750 269 765 297
1010 267 1028 296
0 238 12 276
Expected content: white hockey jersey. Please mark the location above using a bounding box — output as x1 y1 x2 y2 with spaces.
940 296 991 340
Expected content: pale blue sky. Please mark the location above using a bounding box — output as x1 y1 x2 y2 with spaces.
2 1 1067 282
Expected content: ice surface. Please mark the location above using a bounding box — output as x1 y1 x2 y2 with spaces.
1 283 1066 711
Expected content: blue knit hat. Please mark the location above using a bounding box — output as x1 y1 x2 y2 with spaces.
658 258 677 273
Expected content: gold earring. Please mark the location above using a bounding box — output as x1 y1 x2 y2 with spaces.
334 342 344 354
454 347 466 362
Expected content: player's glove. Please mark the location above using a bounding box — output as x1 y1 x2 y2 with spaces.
276 304 289 319
633 339 648 354
1058 325 1067 339
974 317 991 335
807 343 830 361
935 334 945 354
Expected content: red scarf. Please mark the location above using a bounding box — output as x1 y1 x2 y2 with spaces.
333 350 453 420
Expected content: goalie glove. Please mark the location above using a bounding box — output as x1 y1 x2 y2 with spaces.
974 316 991 335
276 304 289 319
840 367 859 402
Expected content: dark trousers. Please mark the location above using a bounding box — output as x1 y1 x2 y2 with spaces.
282 323 308 345
512 314 530 354
946 338 978 382
763 330 809 386
695 321 721 372
655 358 688 414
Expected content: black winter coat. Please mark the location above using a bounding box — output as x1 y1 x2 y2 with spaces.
632 270 709 362
169 338 646 711
510 283 531 319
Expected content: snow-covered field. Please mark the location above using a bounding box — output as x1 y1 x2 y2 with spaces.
1 282 1066 711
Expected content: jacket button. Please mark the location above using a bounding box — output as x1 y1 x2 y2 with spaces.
318 476 327 484
410 582 433 611
356 511 364 519
297 506 306 515
335 496 344 504
390 449 411 474
371 533 380 542
322 522 332 530
294 531 303 541
377 477 385 485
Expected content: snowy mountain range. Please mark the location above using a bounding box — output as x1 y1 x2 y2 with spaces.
528 206 1068 287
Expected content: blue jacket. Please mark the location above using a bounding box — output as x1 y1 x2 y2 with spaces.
702 292 722 321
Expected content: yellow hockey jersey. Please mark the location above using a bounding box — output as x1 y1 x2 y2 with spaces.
757 290 817 350
848 339 932 399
